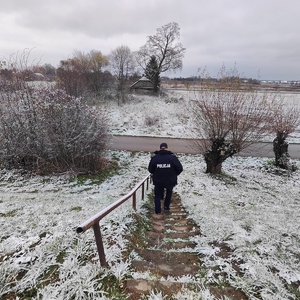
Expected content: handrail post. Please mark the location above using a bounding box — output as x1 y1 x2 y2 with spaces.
142 182 145 200
132 191 136 210
93 222 108 267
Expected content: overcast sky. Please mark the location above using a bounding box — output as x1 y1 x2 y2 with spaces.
1 0 299 80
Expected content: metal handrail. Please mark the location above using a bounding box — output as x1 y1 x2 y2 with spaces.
76 174 151 267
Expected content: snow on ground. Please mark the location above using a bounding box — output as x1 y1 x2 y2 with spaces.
105 91 196 138
105 90 300 142
1 90 300 299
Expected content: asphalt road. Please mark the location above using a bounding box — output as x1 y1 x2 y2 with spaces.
107 135 300 159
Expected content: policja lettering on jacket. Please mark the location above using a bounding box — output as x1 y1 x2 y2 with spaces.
157 164 171 168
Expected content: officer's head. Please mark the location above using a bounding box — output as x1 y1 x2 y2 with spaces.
160 142 168 150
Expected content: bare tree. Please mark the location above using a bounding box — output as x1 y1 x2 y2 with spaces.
56 50 110 98
270 97 300 170
136 22 185 93
109 45 135 105
191 66 273 174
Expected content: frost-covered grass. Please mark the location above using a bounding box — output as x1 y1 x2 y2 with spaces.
105 91 300 142
1 91 300 299
0 151 149 299
1 152 300 299
177 154 300 299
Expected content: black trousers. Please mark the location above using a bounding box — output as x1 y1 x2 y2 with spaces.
154 184 173 214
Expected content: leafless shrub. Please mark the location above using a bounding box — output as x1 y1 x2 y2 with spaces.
0 84 108 174
269 96 300 136
268 95 300 170
190 65 273 174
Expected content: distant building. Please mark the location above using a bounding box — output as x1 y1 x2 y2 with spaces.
130 76 156 94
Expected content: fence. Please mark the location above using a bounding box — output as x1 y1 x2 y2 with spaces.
76 174 151 267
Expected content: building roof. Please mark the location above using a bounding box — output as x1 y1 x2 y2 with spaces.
130 76 155 90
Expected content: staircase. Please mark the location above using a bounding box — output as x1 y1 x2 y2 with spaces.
125 193 202 298
124 193 248 299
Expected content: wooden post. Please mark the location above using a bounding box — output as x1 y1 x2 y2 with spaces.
93 222 108 267
133 191 136 210
142 182 145 200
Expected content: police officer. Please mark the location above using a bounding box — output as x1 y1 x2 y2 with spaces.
148 142 183 214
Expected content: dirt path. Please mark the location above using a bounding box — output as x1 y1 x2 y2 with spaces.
124 193 247 299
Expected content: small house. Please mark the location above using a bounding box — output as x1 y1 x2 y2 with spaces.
130 76 156 94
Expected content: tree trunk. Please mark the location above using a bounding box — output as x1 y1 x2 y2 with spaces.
203 137 237 174
153 72 160 94
205 159 223 174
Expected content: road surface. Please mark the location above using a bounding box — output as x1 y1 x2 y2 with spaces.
107 135 300 159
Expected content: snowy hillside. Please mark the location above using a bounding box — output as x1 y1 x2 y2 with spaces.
1 90 300 299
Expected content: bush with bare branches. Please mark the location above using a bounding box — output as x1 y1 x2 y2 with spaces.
0 83 108 174
269 96 300 170
190 66 274 174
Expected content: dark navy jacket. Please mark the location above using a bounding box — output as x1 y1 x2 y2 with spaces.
148 150 183 188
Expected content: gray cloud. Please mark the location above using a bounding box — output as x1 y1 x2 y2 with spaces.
1 0 299 80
